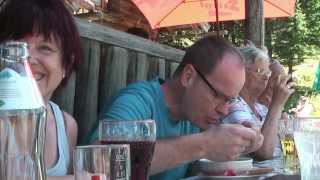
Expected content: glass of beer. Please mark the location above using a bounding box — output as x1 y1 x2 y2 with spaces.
294 117 320 180
278 115 299 174
99 119 156 180
74 145 131 180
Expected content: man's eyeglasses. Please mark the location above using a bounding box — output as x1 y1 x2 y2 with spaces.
193 67 240 105
247 67 272 77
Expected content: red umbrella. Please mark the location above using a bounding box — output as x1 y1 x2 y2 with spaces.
131 0 296 29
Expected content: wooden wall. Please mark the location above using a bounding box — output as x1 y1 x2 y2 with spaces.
74 0 154 39
52 18 184 144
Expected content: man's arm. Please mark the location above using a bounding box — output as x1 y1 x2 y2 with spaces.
150 124 262 175
150 132 206 175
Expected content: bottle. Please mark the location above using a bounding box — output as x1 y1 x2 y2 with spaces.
0 41 46 180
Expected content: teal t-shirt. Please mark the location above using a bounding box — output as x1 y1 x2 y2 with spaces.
90 78 200 180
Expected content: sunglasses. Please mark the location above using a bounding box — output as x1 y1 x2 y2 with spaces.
247 67 272 77
193 66 240 105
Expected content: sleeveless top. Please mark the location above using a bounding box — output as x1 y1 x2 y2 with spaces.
46 101 70 176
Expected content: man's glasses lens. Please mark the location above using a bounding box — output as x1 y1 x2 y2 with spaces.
193 66 240 105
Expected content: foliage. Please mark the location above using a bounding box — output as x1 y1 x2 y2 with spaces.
157 28 204 50
284 86 319 112
157 22 246 50
266 3 308 74
299 0 320 46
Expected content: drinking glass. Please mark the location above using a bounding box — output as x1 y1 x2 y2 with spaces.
294 117 320 180
278 115 299 174
99 119 156 180
74 145 130 180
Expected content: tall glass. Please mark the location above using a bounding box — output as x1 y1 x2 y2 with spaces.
294 117 320 180
0 41 46 180
74 145 131 180
99 119 156 180
278 116 299 174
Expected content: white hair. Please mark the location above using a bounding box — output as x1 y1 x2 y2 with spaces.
240 47 270 65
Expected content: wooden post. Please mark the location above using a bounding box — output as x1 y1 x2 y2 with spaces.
74 39 101 144
245 0 265 48
99 46 131 111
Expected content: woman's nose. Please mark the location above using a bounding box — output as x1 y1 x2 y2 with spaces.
27 48 39 64
28 55 40 65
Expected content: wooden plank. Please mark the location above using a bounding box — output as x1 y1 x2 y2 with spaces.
76 18 185 61
158 58 166 80
51 72 76 115
147 56 160 80
126 50 138 84
98 43 110 112
98 46 130 112
74 39 101 144
136 52 149 81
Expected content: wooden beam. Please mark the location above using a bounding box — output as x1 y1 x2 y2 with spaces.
76 18 184 62
245 0 265 48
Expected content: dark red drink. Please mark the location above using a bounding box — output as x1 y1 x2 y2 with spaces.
101 140 155 180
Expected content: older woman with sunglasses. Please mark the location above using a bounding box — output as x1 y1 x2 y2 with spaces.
221 47 294 160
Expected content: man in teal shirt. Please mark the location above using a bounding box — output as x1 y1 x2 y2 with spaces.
90 36 264 180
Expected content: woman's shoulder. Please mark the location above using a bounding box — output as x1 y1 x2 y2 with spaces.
49 101 78 134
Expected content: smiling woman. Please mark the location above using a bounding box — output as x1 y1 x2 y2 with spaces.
0 0 83 179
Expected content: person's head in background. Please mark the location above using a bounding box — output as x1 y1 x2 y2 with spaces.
240 46 271 99
258 60 286 107
126 27 150 39
0 0 83 104
171 35 245 129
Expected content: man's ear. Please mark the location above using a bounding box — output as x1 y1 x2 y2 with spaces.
180 64 196 88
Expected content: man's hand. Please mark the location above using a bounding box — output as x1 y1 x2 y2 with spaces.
240 121 264 154
201 124 263 161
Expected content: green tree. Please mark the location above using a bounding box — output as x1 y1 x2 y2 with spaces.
299 0 320 46
266 3 308 74
266 0 320 73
